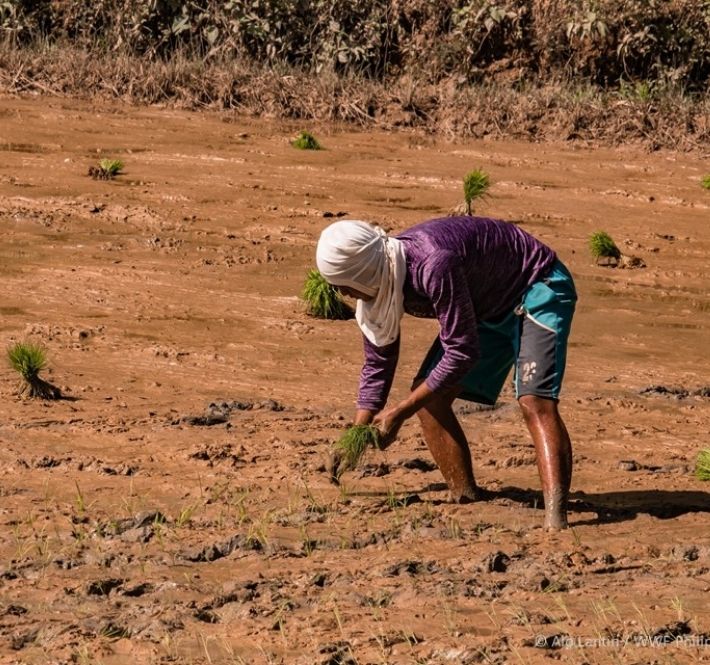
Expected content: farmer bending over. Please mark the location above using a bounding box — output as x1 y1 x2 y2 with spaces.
316 217 577 530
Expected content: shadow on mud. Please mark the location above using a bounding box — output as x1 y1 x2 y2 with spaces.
340 483 709 524
493 486 710 525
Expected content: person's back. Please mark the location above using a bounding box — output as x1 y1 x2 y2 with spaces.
397 216 556 321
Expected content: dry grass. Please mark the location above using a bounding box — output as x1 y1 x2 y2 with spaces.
0 44 708 151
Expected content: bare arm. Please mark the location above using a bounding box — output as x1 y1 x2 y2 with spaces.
373 380 436 446
354 408 375 425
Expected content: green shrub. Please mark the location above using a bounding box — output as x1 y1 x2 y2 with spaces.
589 231 621 260
696 449 710 481
701 175 710 190
291 131 322 150
7 341 61 399
463 169 490 214
301 269 351 320
333 424 382 481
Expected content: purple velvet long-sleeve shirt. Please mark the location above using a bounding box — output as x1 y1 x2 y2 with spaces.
357 216 557 411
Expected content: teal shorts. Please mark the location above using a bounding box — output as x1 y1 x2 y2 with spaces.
416 260 577 404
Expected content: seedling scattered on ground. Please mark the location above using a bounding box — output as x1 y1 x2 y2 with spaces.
695 449 710 481
88 158 124 180
702 175 710 190
7 341 61 399
463 169 491 214
175 502 200 527
301 269 352 320
330 424 382 482
291 131 322 150
588 231 621 261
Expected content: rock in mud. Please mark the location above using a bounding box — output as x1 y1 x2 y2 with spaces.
86 578 124 596
400 457 437 472
2 605 27 616
121 582 154 597
194 608 220 623
619 254 646 269
98 511 166 541
618 459 641 471
181 533 263 562
359 462 390 477
180 413 229 426
318 641 356 665
486 551 511 573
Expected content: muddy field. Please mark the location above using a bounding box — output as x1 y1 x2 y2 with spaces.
0 97 709 665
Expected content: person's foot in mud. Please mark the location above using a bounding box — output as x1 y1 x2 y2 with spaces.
452 484 496 503
543 488 569 530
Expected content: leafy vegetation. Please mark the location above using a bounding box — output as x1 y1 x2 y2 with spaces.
589 231 621 260
291 131 322 150
696 449 710 481
7 341 61 399
702 175 710 190
301 269 352 320
332 425 382 481
463 169 490 215
2 1 708 89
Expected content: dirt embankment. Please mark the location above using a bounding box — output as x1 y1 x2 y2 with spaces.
0 97 709 664
1 0 709 150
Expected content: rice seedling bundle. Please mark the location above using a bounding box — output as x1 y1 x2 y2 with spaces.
332 424 382 481
7 341 61 399
463 169 490 214
292 131 321 150
588 231 621 260
301 269 352 320
88 158 124 180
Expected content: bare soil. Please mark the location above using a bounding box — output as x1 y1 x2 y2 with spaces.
0 97 709 665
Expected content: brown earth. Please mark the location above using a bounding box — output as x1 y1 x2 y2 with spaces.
0 96 709 665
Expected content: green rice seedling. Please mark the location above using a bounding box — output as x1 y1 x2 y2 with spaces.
7 341 61 399
291 131 322 150
88 158 124 180
702 175 710 190
463 169 491 214
301 268 352 320
331 424 382 482
695 449 710 481
588 231 621 260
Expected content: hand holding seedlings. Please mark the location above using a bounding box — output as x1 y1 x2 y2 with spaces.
372 405 406 447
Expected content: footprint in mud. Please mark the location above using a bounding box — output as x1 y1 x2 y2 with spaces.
188 443 245 467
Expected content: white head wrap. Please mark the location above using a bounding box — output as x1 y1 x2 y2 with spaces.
316 220 406 347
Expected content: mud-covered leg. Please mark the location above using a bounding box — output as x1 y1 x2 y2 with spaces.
519 395 572 530
414 381 479 502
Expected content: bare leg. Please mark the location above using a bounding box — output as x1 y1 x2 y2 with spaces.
518 395 573 530
413 381 479 502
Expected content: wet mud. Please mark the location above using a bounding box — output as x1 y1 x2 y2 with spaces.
0 97 709 664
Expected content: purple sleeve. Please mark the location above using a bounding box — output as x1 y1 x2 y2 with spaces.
357 335 400 411
422 251 480 393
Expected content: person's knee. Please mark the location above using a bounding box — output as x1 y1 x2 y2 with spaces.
518 394 558 423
